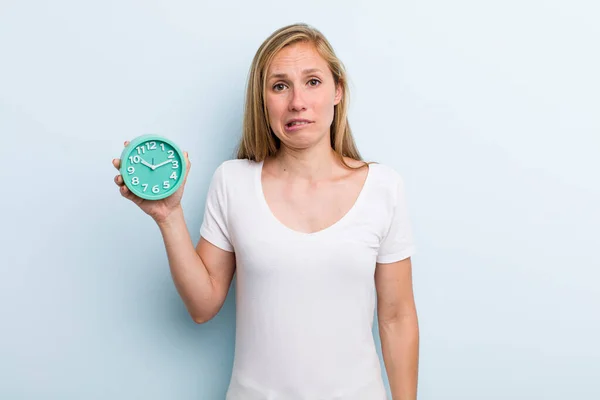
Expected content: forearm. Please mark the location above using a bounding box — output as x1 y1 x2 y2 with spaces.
156 206 217 321
379 314 420 400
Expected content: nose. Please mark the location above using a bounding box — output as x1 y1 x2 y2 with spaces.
288 86 307 112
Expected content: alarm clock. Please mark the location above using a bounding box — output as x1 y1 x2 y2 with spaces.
119 134 187 200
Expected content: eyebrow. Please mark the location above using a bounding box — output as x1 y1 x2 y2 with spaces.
268 68 324 80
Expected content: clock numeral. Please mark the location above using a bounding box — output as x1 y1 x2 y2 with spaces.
170 171 178 180
136 146 146 155
142 184 149 192
160 143 165 151
146 141 157 150
131 177 139 185
167 150 175 159
129 155 141 164
172 161 179 169
152 185 160 194
163 181 170 189
127 166 135 174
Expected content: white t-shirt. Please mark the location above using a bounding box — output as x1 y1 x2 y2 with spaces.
199 158 416 400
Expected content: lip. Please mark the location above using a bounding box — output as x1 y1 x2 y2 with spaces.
284 118 313 132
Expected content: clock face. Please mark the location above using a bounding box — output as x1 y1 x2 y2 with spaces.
121 136 185 200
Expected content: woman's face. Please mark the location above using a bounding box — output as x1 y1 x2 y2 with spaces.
265 41 342 152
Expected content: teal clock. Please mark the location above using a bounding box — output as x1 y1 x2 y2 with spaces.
119 134 187 200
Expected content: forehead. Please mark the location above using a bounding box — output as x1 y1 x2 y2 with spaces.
267 41 328 75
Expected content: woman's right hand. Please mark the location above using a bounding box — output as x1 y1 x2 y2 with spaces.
112 140 192 223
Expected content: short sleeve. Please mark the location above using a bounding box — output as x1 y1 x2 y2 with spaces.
199 162 234 252
377 173 416 264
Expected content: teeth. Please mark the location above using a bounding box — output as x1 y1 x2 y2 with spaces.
289 121 308 126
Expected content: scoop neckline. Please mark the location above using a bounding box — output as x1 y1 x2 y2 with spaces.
254 159 372 237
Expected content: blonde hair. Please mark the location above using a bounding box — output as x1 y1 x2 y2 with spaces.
236 23 365 168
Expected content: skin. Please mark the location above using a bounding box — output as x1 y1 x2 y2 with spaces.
261 41 368 234
112 40 418 399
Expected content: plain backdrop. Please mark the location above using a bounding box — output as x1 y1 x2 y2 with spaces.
1 0 599 399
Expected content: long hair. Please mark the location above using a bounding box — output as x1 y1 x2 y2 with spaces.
236 23 364 167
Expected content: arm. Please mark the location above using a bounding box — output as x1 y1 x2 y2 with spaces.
157 205 236 324
375 256 419 400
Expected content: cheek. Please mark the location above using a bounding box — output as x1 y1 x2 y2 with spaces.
266 95 285 121
316 97 336 122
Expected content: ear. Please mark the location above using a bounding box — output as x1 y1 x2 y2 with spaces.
334 82 343 105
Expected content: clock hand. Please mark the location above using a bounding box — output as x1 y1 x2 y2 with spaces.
154 159 173 168
140 158 155 170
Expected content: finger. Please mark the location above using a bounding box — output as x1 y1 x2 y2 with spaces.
131 194 145 206
119 184 129 197
184 151 191 177
120 184 135 201
114 140 130 168
114 174 123 186
120 184 144 206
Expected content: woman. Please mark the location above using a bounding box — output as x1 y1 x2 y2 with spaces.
113 23 419 400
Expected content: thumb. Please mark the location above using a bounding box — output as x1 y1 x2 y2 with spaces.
183 151 191 180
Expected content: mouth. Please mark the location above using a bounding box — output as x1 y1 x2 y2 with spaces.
285 119 313 131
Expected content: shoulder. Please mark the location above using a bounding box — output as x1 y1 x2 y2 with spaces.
365 162 409 206
368 162 406 188
210 158 260 182
205 158 261 205
214 157 258 173
204 159 260 213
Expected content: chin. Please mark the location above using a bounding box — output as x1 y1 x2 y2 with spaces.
279 130 329 151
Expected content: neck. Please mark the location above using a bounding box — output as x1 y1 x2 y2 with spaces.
273 142 339 181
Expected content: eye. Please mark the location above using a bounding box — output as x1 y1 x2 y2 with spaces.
308 78 321 86
273 83 287 92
